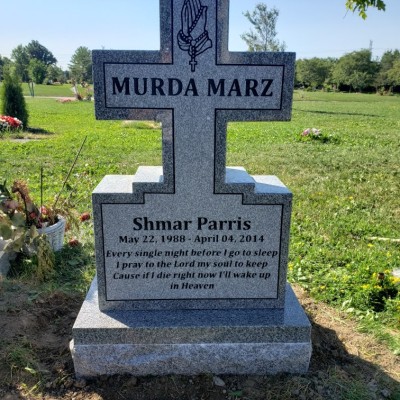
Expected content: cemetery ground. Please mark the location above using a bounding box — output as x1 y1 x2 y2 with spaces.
19 83 91 98
0 89 399 398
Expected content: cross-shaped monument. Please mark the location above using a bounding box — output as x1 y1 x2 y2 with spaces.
93 0 294 199
91 0 296 311
71 0 311 377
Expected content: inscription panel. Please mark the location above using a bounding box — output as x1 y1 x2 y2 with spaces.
101 202 283 302
104 63 285 110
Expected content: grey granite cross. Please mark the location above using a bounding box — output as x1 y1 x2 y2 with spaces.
73 2 312 377
91 0 296 310
93 0 295 201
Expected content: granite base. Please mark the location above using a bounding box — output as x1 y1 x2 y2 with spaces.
71 278 311 377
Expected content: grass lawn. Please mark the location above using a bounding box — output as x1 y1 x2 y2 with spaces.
0 82 91 97
0 91 399 352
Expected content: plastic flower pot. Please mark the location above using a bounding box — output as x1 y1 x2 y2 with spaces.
38 217 66 251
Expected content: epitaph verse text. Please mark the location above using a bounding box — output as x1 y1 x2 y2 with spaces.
102 207 284 301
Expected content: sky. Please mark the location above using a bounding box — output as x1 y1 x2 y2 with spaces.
1 0 399 69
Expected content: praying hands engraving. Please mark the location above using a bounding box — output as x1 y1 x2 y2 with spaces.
177 0 213 72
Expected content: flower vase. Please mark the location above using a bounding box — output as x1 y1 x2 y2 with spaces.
38 217 66 251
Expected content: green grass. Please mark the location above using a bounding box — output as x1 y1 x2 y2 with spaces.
0 98 162 209
227 91 400 351
22 83 77 97
0 82 90 97
0 91 399 350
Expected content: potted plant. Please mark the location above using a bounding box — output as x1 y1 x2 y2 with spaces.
0 179 72 279
0 180 67 253
0 137 86 278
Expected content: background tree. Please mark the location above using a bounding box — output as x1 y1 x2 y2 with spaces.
11 45 30 82
241 3 286 52
387 60 400 88
375 50 400 90
25 40 57 66
69 46 93 84
28 59 47 84
46 64 66 83
0 72 29 127
296 58 336 90
332 49 377 92
0 56 12 81
346 0 386 18
10 41 57 82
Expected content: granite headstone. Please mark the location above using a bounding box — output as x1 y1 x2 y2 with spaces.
70 0 311 377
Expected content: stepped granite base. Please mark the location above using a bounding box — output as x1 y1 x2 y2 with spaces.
70 278 311 378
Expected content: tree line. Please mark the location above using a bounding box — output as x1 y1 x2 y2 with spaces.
241 2 396 94
0 40 92 85
296 49 400 93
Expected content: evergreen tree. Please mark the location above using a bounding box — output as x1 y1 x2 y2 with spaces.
1 72 29 128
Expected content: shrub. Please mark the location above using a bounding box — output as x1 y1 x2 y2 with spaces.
0 72 29 128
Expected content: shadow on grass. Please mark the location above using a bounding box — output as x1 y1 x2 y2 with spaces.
294 108 381 118
25 127 54 135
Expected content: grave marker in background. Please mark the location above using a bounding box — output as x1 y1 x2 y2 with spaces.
70 0 311 377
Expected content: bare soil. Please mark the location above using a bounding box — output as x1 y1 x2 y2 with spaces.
0 281 398 400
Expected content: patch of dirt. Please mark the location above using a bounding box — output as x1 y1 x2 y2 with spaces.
0 281 398 400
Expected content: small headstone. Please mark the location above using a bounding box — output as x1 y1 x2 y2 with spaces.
71 0 311 377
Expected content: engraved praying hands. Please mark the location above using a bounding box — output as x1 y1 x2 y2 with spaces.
182 0 206 39
178 0 212 72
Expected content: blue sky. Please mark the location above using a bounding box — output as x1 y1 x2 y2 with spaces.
1 0 399 69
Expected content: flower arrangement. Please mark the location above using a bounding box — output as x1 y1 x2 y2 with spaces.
2 180 60 228
0 137 87 279
301 128 321 138
0 177 87 280
298 127 338 144
0 180 65 253
0 115 23 133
